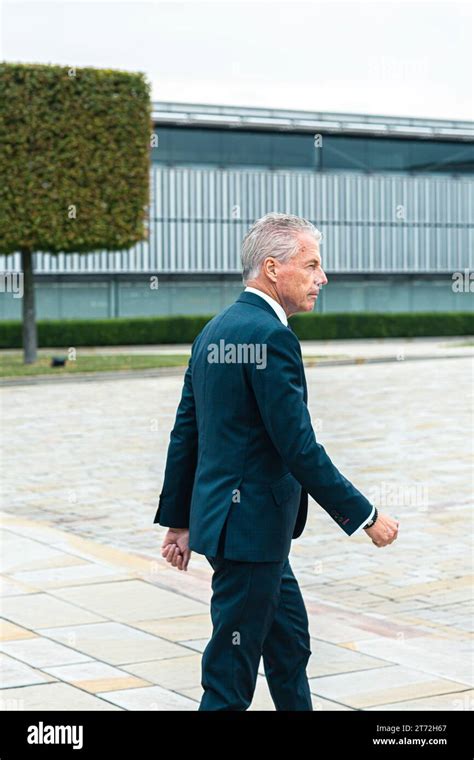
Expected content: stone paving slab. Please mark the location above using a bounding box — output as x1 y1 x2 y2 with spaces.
38 622 195 666
49 579 208 622
0 682 124 710
0 653 57 689
308 666 470 709
94 684 198 711
339 636 472 686
1 591 106 629
0 354 472 710
40 661 151 693
366 690 474 711
0 504 470 710
133 614 212 642
0 637 93 668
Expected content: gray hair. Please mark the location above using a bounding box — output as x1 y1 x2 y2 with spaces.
240 212 321 284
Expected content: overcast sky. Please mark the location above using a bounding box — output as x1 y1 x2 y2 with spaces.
1 0 472 121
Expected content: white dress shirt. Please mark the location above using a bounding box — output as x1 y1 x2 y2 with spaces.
244 286 288 326
244 285 375 535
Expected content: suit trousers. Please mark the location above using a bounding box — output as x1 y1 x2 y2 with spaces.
198 522 313 711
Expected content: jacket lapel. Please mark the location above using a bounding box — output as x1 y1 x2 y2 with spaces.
236 291 307 403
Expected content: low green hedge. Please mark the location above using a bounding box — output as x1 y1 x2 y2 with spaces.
290 311 473 340
0 312 472 349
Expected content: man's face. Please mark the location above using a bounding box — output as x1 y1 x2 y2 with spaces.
273 232 328 316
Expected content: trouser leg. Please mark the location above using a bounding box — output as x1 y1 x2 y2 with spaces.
199 555 285 711
261 558 313 711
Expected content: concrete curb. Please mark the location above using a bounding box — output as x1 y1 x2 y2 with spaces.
1 352 472 387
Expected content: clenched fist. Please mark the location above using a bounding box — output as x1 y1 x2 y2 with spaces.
364 513 399 547
161 528 192 571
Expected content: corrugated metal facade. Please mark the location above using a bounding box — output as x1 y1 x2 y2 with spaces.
2 167 473 274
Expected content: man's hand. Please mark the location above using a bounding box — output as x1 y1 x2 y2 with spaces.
364 512 399 547
161 528 192 571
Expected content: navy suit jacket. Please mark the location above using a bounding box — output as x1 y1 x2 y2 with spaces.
153 290 374 561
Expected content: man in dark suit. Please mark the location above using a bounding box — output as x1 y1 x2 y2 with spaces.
153 212 399 711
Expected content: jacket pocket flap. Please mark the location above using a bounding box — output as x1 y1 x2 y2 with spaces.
270 473 301 506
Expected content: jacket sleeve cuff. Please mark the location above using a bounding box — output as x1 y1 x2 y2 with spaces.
350 504 375 536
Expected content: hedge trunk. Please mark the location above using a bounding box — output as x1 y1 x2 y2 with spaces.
21 249 37 364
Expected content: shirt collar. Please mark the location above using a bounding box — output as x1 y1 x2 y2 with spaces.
244 286 288 326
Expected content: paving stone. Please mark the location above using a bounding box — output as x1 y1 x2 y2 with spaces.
0 621 36 641
121 653 202 690
10 563 130 589
366 690 473 711
309 666 469 708
1 356 470 710
41 661 151 693
341 636 473 686
49 579 208 621
38 622 195 665
132 614 212 642
0 682 123 710
1 593 106 629
96 684 197 710
0 637 92 668
0 653 56 689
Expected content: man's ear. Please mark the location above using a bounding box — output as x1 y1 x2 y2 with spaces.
263 256 278 280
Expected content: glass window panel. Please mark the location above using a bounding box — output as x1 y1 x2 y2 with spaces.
151 127 474 175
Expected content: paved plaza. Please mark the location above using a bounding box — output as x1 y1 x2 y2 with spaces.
0 340 472 710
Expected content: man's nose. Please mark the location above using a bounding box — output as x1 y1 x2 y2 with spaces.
316 269 328 286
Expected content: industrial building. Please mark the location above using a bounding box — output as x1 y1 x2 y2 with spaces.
1 101 473 319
